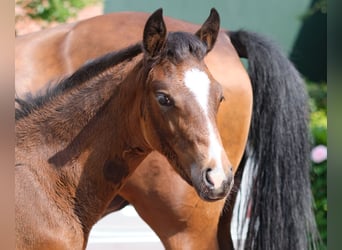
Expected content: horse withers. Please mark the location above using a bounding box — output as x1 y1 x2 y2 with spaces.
15 9 233 249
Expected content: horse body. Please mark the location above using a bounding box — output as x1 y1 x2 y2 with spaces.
16 9 234 249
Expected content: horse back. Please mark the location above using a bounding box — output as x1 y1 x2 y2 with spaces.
15 23 75 97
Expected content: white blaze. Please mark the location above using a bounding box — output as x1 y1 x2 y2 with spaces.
184 68 210 115
184 68 224 183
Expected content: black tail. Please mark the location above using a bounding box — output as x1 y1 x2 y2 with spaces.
227 30 319 249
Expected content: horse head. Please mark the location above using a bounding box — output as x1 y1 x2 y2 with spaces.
140 8 233 201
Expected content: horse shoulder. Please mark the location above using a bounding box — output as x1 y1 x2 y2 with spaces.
15 163 84 249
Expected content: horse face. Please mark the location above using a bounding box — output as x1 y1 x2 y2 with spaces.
148 61 233 201
141 8 233 201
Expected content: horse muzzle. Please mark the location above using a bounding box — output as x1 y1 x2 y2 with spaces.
191 165 233 201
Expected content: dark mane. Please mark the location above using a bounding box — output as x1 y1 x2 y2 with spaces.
165 32 207 63
15 43 143 120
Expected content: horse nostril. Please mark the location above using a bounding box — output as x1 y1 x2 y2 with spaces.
199 167 233 200
204 168 214 187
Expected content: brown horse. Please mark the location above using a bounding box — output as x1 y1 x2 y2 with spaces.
16 11 252 250
16 10 319 250
15 9 235 249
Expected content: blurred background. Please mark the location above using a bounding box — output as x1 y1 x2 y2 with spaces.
15 0 327 249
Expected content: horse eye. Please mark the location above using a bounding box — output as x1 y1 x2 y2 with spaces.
156 93 174 107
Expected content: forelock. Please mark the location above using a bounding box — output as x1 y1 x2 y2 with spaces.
165 32 207 63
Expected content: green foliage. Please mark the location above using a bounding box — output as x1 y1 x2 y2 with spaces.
307 81 327 248
307 81 327 112
311 110 327 145
311 161 327 247
301 0 327 20
20 0 99 22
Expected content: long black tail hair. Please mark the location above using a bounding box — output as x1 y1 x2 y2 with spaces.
226 30 319 249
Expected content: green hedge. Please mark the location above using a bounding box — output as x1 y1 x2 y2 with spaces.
308 81 327 248
19 0 99 22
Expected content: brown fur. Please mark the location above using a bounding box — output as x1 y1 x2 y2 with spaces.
15 10 252 250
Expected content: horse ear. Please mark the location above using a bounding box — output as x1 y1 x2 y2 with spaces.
143 8 167 58
195 8 220 53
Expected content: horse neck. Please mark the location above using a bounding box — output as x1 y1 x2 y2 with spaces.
83 60 153 157
16 56 153 234
17 54 145 145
